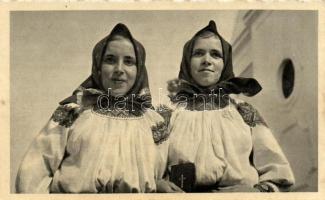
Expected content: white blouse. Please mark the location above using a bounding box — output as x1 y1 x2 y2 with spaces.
16 107 168 193
167 100 295 191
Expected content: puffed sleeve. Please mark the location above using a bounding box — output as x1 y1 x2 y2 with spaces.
235 101 295 192
155 136 170 180
15 105 76 193
251 124 295 191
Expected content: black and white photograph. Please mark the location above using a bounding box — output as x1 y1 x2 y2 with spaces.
0 4 322 198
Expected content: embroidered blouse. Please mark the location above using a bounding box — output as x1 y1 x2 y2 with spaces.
16 107 169 193
166 98 295 192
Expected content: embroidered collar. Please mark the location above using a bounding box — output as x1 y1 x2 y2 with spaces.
92 105 143 118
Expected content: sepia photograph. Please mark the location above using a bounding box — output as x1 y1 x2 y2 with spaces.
0 3 323 199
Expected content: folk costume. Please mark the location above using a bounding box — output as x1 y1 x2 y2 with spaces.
166 21 295 192
16 24 169 193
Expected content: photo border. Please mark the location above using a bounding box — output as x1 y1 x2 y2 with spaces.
0 2 324 200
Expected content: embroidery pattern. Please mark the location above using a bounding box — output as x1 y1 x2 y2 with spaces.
151 121 169 145
52 106 79 128
151 104 173 145
92 107 140 118
156 104 173 125
236 102 268 127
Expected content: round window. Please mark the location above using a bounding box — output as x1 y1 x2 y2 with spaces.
280 59 295 99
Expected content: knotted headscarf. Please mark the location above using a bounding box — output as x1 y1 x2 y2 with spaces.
169 20 262 108
60 23 152 116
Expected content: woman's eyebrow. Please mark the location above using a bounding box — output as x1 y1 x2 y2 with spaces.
124 55 136 59
193 48 205 51
103 54 115 57
211 49 222 54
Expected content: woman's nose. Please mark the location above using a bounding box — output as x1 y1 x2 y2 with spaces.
114 60 124 75
201 54 212 66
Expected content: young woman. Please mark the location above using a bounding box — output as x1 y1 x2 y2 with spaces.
163 20 295 192
16 23 171 193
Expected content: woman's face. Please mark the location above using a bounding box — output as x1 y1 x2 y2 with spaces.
101 36 137 96
190 36 224 87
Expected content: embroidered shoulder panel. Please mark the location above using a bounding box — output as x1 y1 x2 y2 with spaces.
52 105 79 128
151 121 170 145
236 102 268 128
151 105 173 145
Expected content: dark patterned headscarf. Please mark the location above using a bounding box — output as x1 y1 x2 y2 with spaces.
169 20 262 108
60 23 152 116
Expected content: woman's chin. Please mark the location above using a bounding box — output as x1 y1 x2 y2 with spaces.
196 80 218 88
110 89 128 98
193 76 219 87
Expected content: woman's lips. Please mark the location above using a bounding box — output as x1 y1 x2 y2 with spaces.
111 78 126 85
198 69 214 72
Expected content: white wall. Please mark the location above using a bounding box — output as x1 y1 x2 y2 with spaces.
233 11 318 191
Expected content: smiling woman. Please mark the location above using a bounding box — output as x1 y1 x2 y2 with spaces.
101 35 137 96
190 32 224 87
163 20 295 192
10 11 238 193
8 9 319 195
15 23 170 193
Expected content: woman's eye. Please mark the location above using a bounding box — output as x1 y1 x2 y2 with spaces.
124 57 136 66
210 50 223 59
103 55 116 64
192 50 205 57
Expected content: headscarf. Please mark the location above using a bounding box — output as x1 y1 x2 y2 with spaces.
168 20 262 108
60 23 152 116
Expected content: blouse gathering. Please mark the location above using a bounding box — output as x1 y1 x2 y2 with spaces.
167 99 295 191
16 107 168 193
